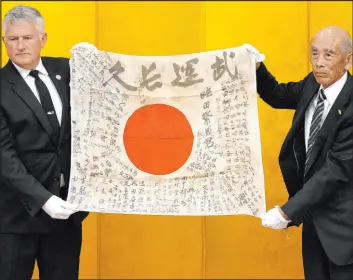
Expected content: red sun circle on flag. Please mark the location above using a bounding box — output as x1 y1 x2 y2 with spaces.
123 104 194 175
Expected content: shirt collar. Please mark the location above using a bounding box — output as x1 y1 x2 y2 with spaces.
12 58 49 79
319 72 348 105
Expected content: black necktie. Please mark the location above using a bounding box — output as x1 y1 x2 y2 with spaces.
305 88 326 175
29 70 61 144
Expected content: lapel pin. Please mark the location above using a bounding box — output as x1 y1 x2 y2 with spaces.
56 74 61 80
338 109 342 115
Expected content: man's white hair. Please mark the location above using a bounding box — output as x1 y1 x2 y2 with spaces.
343 35 352 55
2 5 44 34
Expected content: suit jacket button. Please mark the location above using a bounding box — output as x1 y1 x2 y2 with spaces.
54 176 59 181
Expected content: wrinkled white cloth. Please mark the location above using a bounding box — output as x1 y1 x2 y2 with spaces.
70 42 97 53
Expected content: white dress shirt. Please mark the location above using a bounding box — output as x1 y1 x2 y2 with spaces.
304 72 347 151
12 59 65 187
12 59 63 124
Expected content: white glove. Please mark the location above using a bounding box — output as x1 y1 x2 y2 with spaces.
70 42 97 53
243 44 265 63
42 195 78 220
261 206 290 230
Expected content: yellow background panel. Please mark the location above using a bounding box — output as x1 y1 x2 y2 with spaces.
96 2 204 279
96 1 204 55
308 1 353 73
1 2 98 279
99 215 203 279
1 1 96 64
203 1 308 279
1 1 352 279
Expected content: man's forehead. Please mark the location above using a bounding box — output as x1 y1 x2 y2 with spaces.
5 20 38 35
311 37 341 51
5 19 37 29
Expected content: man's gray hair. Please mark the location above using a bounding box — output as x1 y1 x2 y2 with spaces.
3 5 44 34
343 35 352 54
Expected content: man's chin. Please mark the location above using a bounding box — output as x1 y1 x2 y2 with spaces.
13 58 35 70
314 76 331 88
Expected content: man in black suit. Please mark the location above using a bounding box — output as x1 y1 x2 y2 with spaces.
253 26 352 279
0 5 87 280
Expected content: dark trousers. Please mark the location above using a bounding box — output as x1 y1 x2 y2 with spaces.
0 221 82 280
302 219 353 280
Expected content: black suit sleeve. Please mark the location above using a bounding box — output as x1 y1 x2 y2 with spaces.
256 62 309 109
281 105 353 225
0 107 52 216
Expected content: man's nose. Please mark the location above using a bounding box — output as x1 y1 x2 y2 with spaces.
17 38 25 50
315 55 325 68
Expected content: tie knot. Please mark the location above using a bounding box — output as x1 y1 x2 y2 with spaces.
29 70 39 78
319 89 326 102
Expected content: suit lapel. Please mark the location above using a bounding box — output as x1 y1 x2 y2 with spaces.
280 75 319 156
4 61 57 145
305 73 352 175
42 58 69 146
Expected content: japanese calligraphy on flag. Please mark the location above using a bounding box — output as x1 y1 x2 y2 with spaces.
67 43 266 217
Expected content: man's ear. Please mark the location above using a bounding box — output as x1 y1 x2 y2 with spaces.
345 52 352 70
41 32 48 48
